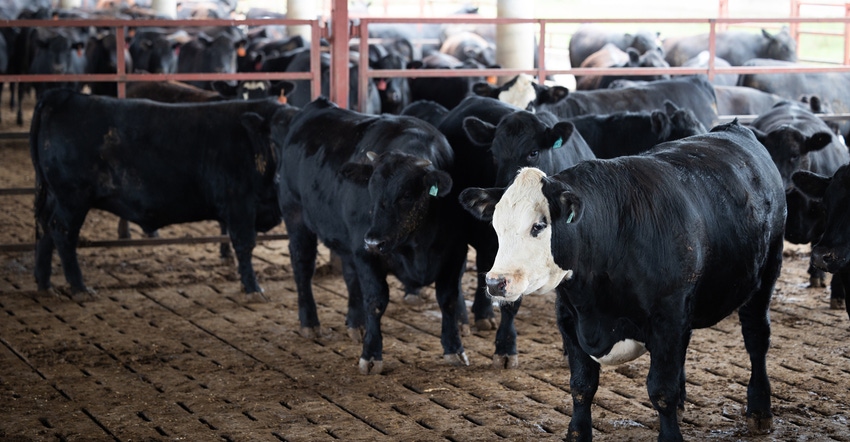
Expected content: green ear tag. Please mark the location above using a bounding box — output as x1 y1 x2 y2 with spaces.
429 185 439 197
553 137 563 149
566 210 575 224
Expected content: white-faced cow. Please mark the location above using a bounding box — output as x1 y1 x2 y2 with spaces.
459 121 785 441
792 165 850 319
30 89 284 302
274 97 469 375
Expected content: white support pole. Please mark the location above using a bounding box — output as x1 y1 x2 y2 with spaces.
496 0 535 83
288 0 315 44
59 0 82 8
151 0 177 19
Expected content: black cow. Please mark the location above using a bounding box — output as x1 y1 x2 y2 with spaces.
664 27 797 66
459 121 785 441
274 97 469 375
750 101 850 305
176 29 244 90
542 75 719 130
440 31 495 67
369 43 411 114
737 58 850 137
471 74 569 111
408 52 492 110
439 95 595 368
577 45 670 90
128 28 185 74
30 89 284 301
792 165 850 318
568 24 663 69
568 101 707 159
400 100 449 128
714 85 783 116
84 31 132 97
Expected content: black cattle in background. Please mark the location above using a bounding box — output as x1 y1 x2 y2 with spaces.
129 28 186 74
400 100 450 128
681 51 738 86
85 31 132 96
793 165 850 319
577 44 670 90
409 52 495 110
30 89 286 301
368 43 412 114
471 74 569 111
568 24 663 69
664 27 796 66
714 85 783 116
750 101 850 306
176 28 244 90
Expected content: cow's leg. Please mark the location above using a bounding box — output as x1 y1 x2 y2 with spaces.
435 249 469 366
218 221 233 260
557 292 598 442
492 298 522 368
471 240 498 330
117 218 130 239
808 260 826 288
737 237 781 435
286 217 320 338
646 324 690 441
16 83 24 126
828 273 845 310
34 224 56 292
354 251 389 375
840 269 850 320
49 205 94 300
226 220 266 302
339 254 366 342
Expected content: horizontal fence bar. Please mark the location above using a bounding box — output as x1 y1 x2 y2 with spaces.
0 188 33 196
0 233 290 254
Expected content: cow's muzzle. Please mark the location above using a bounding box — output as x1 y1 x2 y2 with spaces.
485 275 508 298
364 237 388 254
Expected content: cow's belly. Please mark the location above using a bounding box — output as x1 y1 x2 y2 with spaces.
575 313 647 366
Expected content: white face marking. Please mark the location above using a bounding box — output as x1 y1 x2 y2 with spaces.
487 168 571 301
498 74 537 110
590 339 647 366
242 81 266 91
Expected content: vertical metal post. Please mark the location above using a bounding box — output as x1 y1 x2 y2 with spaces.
790 0 801 50
717 0 729 32
311 20 322 100
845 3 850 65
537 20 546 83
358 20 369 113
115 26 126 99
708 19 716 82
330 0 350 108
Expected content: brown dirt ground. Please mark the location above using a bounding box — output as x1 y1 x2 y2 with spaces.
1 88 849 442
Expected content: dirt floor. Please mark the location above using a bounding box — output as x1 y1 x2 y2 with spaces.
1 90 850 442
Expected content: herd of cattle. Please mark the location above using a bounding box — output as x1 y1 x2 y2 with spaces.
8 2 850 441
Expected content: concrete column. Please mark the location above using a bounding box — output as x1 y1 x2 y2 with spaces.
151 0 177 19
288 0 315 44
496 0 535 83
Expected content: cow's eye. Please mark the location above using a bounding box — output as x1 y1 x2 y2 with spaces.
527 150 539 160
530 219 547 237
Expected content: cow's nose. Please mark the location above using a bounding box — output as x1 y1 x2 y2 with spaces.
364 237 386 254
485 275 508 298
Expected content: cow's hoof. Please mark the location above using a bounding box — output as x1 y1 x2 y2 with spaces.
746 414 773 435
677 405 685 423
403 292 426 306
243 291 270 303
809 276 826 288
359 357 383 375
347 327 364 343
475 317 497 331
492 353 518 369
69 287 97 302
460 323 471 337
299 326 321 339
444 351 469 366
830 298 846 310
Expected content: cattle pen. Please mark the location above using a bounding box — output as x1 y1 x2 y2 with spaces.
3 3 850 442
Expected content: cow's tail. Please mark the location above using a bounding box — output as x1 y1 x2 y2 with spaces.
30 93 50 241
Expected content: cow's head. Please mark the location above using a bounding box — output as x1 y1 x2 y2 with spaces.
664 101 707 139
751 125 832 190
463 111 578 186
241 111 286 232
763 26 797 63
459 167 572 302
339 151 452 254
471 74 569 111
793 166 850 272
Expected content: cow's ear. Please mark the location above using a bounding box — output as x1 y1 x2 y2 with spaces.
408 60 424 70
558 191 583 224
338 161 374 186
749 127 768 144
650 110 670 135
803 132 833 153
762 28 774 40
545 122 575 150
536 84 569 105
459 187 505 222
270 80 296 99
626 48 640 66
663 100 679 115
424 170 452 198
463 116 496 147
792 170 831 199
212 80 237 97
471 81 497 98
